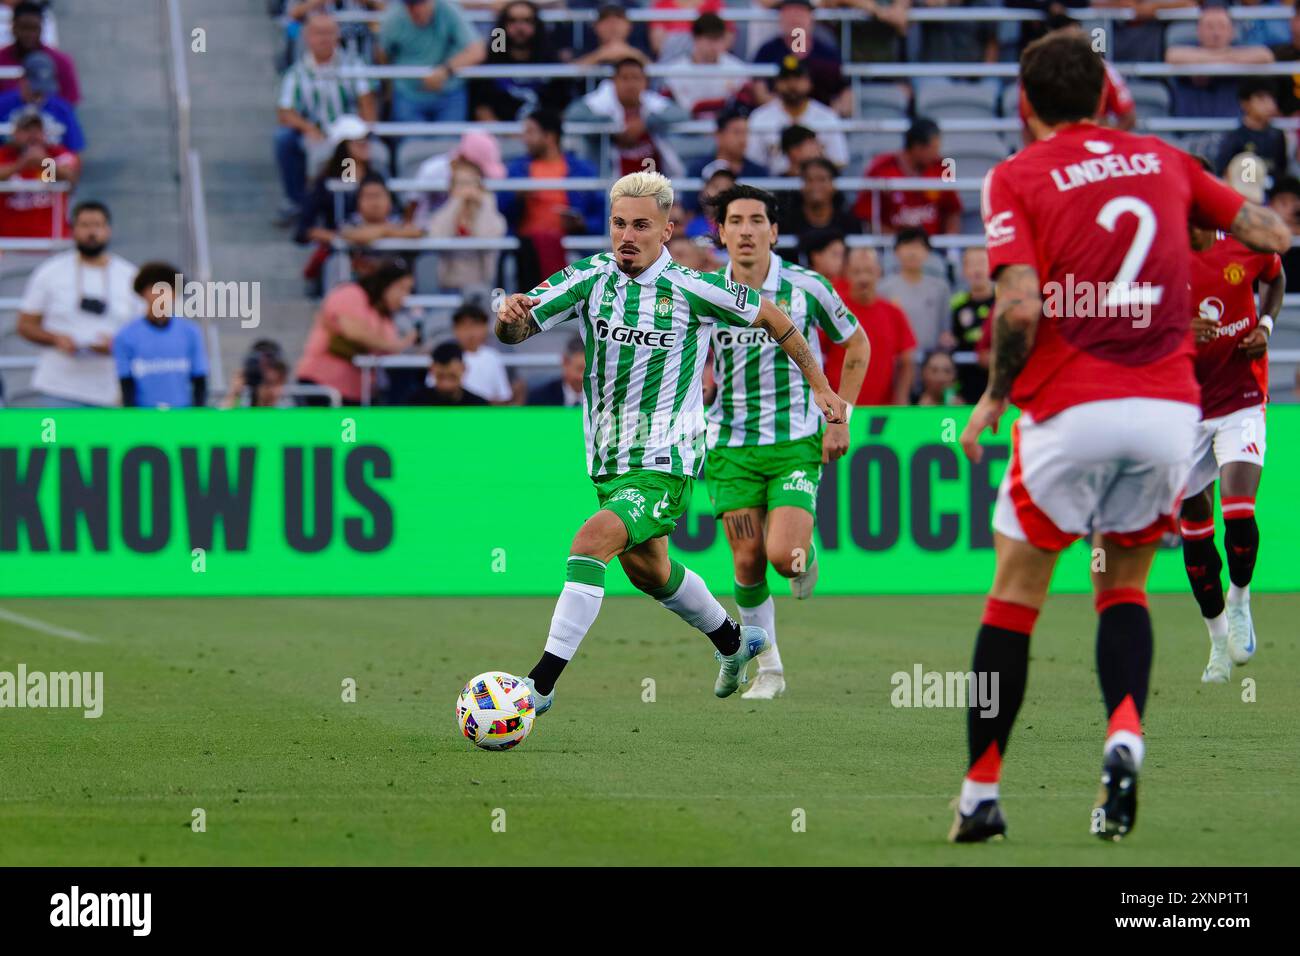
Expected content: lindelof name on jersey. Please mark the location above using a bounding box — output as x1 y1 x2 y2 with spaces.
591 316 679 348
1050 151 1163 192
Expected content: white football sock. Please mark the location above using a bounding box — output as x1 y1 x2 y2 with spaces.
544 580 603 661
740 595 782 673
658 566 728 634
1104 729 1145 770
1227 583 1250 606
959 778 999 816
1206 611 1229 642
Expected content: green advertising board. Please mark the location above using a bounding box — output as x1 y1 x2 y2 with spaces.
0 407 1295 596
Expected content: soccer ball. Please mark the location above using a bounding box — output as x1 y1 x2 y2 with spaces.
455 671 536 751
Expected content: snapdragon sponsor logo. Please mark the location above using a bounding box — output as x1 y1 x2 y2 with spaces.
890 664 999 718
0 664 103 718
153 275 261 329
1043 272 1159 329
50 886 150 936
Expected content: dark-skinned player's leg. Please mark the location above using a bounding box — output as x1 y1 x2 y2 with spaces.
1219 461 1263 664
1179 485 1231 682
951 533 1058 843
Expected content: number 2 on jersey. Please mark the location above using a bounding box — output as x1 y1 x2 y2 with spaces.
1096 196 1164 310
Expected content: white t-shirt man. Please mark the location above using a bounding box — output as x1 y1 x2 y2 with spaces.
20 250 140 406
745 97 849 173
460 345 511 403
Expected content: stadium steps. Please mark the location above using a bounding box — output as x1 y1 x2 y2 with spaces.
179 0 317 380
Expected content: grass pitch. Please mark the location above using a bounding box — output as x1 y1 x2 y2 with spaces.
0 593 1296 866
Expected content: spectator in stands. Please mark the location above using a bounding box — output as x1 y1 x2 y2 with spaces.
1270 9 1300 113
780 124 824 172
275 11 376 222
916 0 997 70
471 1 570 121
0 2 78 105
913 349 961 406
296 117 388 287
746 57 849 173
780 157 860 238
800 227 847 283
1267 175 1300 292
649 0 724 62
0 109 78 238
425 158 508 292
852 117 960 235
878 227 951 354
285 1 386 63
341 175 424 277
450 303 514 403
668 233 722 272
1166 6 1274 118
411 341 489 405
683 109 767 212
566 58 689 177
948 245 992 402
753 0 850 114
823 247 916 406
682 167 736 240
528 333 585 406
572 4 650 67
660 13 745 119
16 201 138 407
499 108 603 291
0 52 82 151
379 0 486 124
408 129 505 218
826 0 909 64
690 109 768 187
1214 78 1288 186
295 258 418 405
0 0 58 48
1102 0 1196 64
113 263 209 409
221 340 292 408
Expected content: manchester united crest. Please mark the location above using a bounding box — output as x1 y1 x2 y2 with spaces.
1223 262 1246 285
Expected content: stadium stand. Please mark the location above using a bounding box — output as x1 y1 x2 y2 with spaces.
2 1 1300 408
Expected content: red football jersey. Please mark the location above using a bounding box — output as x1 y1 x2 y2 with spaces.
981 123 1245 421
1018 62 1135 139
852 152 961 235
1189 233 1279 418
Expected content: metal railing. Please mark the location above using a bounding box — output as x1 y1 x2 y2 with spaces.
165 0 222 392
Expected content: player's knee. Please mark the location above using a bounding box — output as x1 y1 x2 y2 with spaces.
767 544 801 579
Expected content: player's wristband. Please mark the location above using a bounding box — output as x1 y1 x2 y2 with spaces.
1259 315 1275 336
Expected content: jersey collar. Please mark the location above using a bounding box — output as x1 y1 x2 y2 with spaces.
726 252 782 294
617 246 672 287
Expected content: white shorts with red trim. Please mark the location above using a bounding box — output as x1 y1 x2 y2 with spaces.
993 398 1200 551
1185 404 1267 497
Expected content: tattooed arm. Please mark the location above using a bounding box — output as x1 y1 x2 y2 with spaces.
1229 201 1290 255
753 298 847 424
495 293 543 345
824 326 870 462
960 263 1042 463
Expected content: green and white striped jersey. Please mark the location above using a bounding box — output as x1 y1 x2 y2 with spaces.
707 254 860 448
529 247 762 478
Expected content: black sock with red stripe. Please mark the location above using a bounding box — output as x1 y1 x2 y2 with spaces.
1180 517 1225 619
1223 515 1259 589
965 598 1037 789
1095 589 1152 764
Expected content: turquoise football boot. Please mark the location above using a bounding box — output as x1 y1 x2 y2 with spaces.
714 625 771 698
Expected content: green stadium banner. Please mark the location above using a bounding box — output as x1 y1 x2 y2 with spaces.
0 407 1296 596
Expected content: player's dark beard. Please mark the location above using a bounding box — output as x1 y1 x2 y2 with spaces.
77 240 108 258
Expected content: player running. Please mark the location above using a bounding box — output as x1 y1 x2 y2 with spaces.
1182 216 1282 683
951 33 1288 843
703 184 869 699
495 171 847 714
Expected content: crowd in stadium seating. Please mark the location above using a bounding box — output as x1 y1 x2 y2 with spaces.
6 0 1300 408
